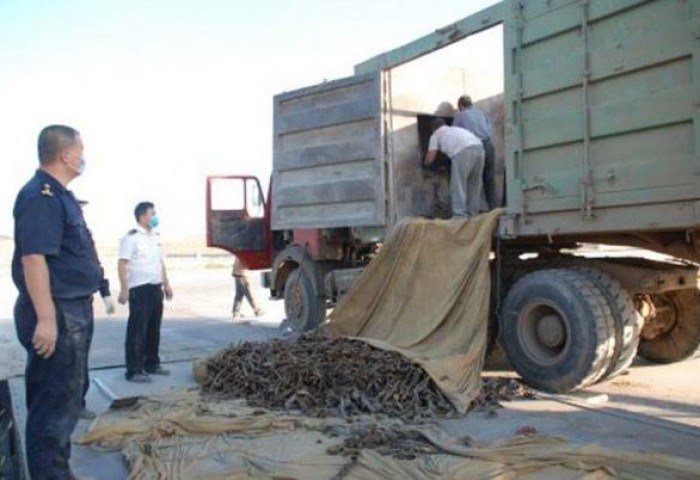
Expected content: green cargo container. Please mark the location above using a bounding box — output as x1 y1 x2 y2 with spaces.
359 0 700 245
504 0 700 239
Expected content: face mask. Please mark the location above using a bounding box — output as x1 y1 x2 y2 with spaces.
67 152 86 175
149 215 160 228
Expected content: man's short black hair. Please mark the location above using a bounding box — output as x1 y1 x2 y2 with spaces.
432 118 446 132
38 125 80 164
457 95 473 108
134 202 155 222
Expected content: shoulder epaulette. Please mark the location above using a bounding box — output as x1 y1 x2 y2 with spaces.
40 183 54 197
128 229 138 235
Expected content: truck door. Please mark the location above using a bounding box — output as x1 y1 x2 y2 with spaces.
206 175 271 269
271 72 388 230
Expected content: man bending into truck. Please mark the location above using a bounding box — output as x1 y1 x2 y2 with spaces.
424 118 485 217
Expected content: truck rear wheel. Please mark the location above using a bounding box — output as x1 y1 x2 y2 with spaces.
637 289 700 364
576 268 643 381
284 269 326 332
501 269 616 393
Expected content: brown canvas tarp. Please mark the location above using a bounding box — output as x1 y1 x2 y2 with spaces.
328 209 504 412
77 392 700 480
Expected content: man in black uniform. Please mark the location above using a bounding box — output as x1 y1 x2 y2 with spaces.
12 125 102 480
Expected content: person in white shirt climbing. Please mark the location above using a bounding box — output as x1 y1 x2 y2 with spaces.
424 118 485 217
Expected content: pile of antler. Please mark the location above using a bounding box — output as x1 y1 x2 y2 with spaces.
202 333 455 419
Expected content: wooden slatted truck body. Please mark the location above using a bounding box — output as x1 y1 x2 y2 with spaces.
207 0 700 392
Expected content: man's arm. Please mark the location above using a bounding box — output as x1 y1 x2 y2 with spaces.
117 259 129 304
425 129 441 167
162 262 173 301
22 254 57 358
99 275 115 314
424 150 438 167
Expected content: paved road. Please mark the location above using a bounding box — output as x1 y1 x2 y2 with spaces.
0 255 284 378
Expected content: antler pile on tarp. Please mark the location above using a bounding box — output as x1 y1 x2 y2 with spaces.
202 333 455 419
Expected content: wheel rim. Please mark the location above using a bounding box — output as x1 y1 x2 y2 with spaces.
518 301 571 366
640 293 679 341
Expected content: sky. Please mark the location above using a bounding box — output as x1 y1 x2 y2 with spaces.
0 0 499 242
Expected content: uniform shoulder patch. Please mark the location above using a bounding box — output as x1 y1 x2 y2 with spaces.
128 229 138 235
40 183 54 197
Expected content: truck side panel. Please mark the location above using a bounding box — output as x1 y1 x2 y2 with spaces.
272 73 386 230
504 0 700 236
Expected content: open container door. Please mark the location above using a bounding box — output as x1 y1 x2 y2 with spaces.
271 72 387 230
206 175 271 269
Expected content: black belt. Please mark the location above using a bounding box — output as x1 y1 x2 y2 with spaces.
131 283 162 290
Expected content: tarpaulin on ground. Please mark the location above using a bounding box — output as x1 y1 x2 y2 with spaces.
77 392 700 480
75 212 700 479
327 209 505 413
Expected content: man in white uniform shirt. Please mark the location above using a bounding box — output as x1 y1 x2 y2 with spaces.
118 201 173 382
424 118 485 217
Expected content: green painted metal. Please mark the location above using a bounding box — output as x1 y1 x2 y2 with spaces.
354 2 505 75
312 0 700 239
503 0 700 236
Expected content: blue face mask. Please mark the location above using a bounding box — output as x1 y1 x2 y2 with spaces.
149 215 160 228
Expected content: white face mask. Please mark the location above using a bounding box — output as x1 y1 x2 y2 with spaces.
66 151 86 175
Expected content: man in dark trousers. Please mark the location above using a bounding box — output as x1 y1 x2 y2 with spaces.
12 124 102 479
118 202 173 382
78 271 112 420
454 95 497 210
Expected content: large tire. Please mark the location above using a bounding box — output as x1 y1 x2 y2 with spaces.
284 269 326 332
501 268 616 393
576 268 643 381
637 289 700 364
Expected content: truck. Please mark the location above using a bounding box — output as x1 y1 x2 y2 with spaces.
206 0 700 393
